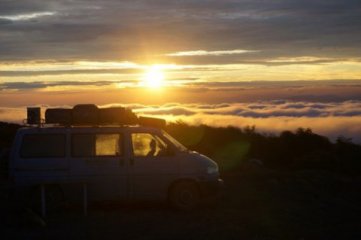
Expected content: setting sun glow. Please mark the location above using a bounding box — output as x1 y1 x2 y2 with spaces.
143 66 165 88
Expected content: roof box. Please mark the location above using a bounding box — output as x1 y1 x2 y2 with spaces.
138 116 166 129
72 104 99 125
45 108 72 125
99 107 138 125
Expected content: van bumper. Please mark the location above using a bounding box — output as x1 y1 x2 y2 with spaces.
199 178 224 197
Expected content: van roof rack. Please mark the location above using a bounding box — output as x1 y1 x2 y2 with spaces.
25 104 166 129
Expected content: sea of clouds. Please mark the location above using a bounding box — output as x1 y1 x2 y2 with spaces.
131 101 361 143
2 100 361 143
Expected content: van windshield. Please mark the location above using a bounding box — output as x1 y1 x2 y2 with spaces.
162 131 188 152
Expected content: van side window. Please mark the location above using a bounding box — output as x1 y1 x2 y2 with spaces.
72 134 122 157
96 134 121 156
20 134 66 158
132 133 168 157
72 134 94 157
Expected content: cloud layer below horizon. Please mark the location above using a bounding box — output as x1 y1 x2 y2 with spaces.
2 100 361 143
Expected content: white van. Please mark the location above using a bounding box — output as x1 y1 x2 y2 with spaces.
9 125 223 210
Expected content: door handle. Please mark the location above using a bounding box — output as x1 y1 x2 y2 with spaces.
129 158 134 166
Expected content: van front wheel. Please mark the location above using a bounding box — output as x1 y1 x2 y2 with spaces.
169 181 200 211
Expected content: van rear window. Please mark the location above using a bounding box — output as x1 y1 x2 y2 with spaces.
20 134 66 158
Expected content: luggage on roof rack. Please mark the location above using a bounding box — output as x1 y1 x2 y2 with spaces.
42 104 164 128
138 116 166 129
99 107 138 125
27 107 41 125
72 104 99 125
45 108 72 125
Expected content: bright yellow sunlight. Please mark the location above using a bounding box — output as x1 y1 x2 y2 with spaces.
142 66 165 88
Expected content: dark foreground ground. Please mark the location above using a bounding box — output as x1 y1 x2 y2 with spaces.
1 169 361 240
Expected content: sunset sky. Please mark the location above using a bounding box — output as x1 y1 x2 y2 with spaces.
1 0 361 142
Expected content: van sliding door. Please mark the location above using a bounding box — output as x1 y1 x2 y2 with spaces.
70 131 127 201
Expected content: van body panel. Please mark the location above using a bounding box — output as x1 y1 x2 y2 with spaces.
9 126 223 204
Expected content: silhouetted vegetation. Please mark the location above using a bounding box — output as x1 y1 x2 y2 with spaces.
165 122 361 175
0 122 21 150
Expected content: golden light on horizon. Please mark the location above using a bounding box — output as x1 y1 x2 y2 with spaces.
142 66 165 88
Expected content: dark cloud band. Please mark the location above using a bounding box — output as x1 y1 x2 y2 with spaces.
0 0 360 62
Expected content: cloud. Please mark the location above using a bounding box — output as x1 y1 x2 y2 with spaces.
0 0 360 87
0 0 360 63
0 1 52 15
0 11 56 21
0 69 139 77
134 106 196 116
0 107 25 123
2 80 361 104
166 49 259 57
0 80 130 90
133 101 361 118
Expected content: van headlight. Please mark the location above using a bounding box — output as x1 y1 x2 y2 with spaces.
207 164 219 175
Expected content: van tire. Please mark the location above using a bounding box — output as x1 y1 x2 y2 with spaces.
169 181 200 211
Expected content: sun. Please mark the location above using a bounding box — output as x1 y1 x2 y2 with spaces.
143 66 165 88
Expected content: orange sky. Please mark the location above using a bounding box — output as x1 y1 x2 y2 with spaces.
1 1 361 141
